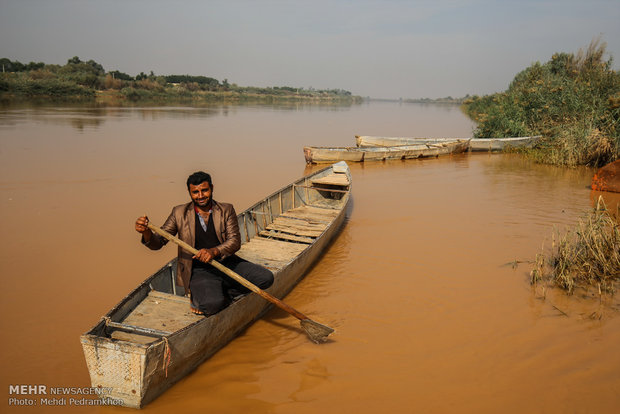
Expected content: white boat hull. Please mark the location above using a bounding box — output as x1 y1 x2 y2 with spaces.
355 135 541 152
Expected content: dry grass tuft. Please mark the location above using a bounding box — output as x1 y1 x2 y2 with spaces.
531 196 620 295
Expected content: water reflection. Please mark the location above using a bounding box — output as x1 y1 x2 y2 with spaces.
402 101 465 112
0 101 364 131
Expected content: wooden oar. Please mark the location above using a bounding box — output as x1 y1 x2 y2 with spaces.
147 222 334 343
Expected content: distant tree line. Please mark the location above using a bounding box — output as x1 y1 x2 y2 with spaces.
0 58 45 72
404 95 469 104
0 56 360 103
163 74 221 89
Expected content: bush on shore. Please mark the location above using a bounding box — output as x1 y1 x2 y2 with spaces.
0 72 94 98
463 38 620 167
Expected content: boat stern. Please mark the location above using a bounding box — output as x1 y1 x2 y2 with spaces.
80 329 149 409
303 147 313 164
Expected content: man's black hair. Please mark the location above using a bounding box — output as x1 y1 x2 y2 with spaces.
186 171 212 189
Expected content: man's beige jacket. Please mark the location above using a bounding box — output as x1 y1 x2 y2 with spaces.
143 200 241 291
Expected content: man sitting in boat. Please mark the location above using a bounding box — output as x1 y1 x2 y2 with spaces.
134 171 274 316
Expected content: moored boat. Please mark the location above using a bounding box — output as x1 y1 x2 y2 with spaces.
80 162 351 408
303 139 470 164
355 135 542 151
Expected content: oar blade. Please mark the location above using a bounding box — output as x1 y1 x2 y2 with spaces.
300 319 334 343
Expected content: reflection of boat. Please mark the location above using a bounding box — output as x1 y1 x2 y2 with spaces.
355 135 542 152
80 162 351 408
304 139 470 164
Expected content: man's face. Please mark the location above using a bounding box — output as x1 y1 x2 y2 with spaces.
189 181 213 208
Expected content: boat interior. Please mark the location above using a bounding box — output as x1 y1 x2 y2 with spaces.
91 164 351 345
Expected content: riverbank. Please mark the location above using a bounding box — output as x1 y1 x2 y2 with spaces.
0 83 363 106
94 89 363 105
0 56 363 105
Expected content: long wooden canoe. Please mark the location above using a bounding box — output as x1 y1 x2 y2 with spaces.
355 135 542 151
303 139 470 164
80 162 351 408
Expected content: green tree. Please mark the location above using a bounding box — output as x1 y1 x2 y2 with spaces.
108 70 133 81
0 58 25 72
58 57 105 88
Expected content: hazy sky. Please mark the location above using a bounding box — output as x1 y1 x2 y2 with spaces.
1 0 619 99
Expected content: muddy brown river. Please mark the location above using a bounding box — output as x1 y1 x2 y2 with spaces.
1 102 618 413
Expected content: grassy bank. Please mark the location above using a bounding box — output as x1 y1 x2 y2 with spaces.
98 88 362 105
462 39 620 167
0 56 362 105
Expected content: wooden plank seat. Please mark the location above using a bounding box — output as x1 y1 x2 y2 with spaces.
281 205 340 223
110 330 158 345
258 204 343 244
266 216 326 238
236 237 307 272
108 321 171 337
117 291 200 334
311 173 350 187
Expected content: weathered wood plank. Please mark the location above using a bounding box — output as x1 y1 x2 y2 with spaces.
296 185 350 194
268 217 326 230
122 293 202 333
265 224 323 238
281 210 333 223
234 251 289 271
311 173 350 186
259 230 314 244
291 205 340 216
110 331 157 345
148 290 190 305
308 200 343 209
108 321 171 337
267 216 326 233
269 216 328 230
236 237 307 262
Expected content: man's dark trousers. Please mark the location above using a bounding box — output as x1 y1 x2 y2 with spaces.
189 255 274 315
